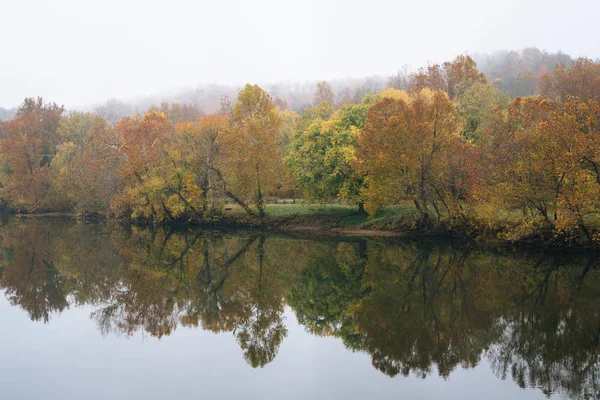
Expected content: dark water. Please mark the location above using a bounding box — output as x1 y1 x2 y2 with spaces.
0 219 598 400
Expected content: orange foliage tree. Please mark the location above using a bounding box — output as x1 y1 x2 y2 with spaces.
356 89 475 223
411 55 486 99
111 111 174 220
538 58 600 101
479 95 600 241
0 97 64 211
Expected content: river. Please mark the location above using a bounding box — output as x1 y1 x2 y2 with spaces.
0 219 598 399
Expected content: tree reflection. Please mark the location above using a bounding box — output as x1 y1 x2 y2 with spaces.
0 220 70 322
0 220 296 368
0 219 598 398
289 241 600 399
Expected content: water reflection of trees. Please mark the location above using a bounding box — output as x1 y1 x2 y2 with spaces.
0 220 313 367
0 220 599 398
289 242 600 399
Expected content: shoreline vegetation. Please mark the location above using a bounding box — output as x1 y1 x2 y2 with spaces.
9 201 600 250
2 50 600 249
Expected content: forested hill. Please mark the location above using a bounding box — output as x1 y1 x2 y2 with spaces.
0 47 588 122
471 48 575 97
1 46 577 123
0 107 16 121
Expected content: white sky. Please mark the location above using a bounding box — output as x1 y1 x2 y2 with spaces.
1 0 599 108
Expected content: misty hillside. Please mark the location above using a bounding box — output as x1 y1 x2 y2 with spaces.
91 77 385 124
0 107 16 121
0 47 578 123
89 47 579 121
0 47 593 124
471 48 576 96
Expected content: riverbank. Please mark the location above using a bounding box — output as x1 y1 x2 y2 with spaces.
9 203 600 249
210 203 420 236
123 204 600 250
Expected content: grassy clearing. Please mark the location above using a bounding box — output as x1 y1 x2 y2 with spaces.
227 204 358 217
584 214 600 230
227 203 358 217
266 204 358 217
225 202 418 230
220 202 600 246
341 204 418 229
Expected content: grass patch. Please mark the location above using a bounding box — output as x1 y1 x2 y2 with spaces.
227 203 359 217
340 204 418 229
584 213 600 230
225 202 418 230
266 204 358 217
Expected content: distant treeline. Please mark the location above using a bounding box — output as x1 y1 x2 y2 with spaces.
0 106 16 121
90 47 589 120
1 49 600 244
0 47 583 121
4 46 578 123
472 47 575 96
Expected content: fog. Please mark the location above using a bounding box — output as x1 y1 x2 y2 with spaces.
1 0 599 109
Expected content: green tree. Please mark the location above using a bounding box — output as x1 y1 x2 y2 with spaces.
456 82 510 141
287 102 368 211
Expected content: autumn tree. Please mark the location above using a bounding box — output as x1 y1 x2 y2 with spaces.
50 112 119 213
444 55 487 98
0 97 65 211
476 97 556 231
536 66 553 97
111 111 177 221
271 109 301 201
478 95 600 242
174 114 229 215
356 89 473 223
296 99 335 135
314 81 335 105
218 84 283 217
411 64 447 93
540 58 600 101
411 55 486 99
287 89 412 212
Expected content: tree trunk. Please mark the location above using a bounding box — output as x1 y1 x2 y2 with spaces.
358 239 367 259
224 189 256 217
414 199 430 225
358 201 366 215
256 166 265 218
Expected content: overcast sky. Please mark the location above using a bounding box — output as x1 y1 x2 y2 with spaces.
1 0 599 108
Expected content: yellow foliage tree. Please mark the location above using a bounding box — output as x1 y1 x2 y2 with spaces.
356 90 472 223
218 84 282 217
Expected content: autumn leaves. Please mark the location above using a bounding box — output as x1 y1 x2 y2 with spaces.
111 84 284 222
1 55 600 244
287 58 600 243
357 89 468 221
0 85 285 222
478 96 600 242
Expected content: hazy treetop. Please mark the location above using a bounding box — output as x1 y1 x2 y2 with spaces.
1 0 599 108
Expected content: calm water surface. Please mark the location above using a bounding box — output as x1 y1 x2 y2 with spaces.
0 219 598 399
